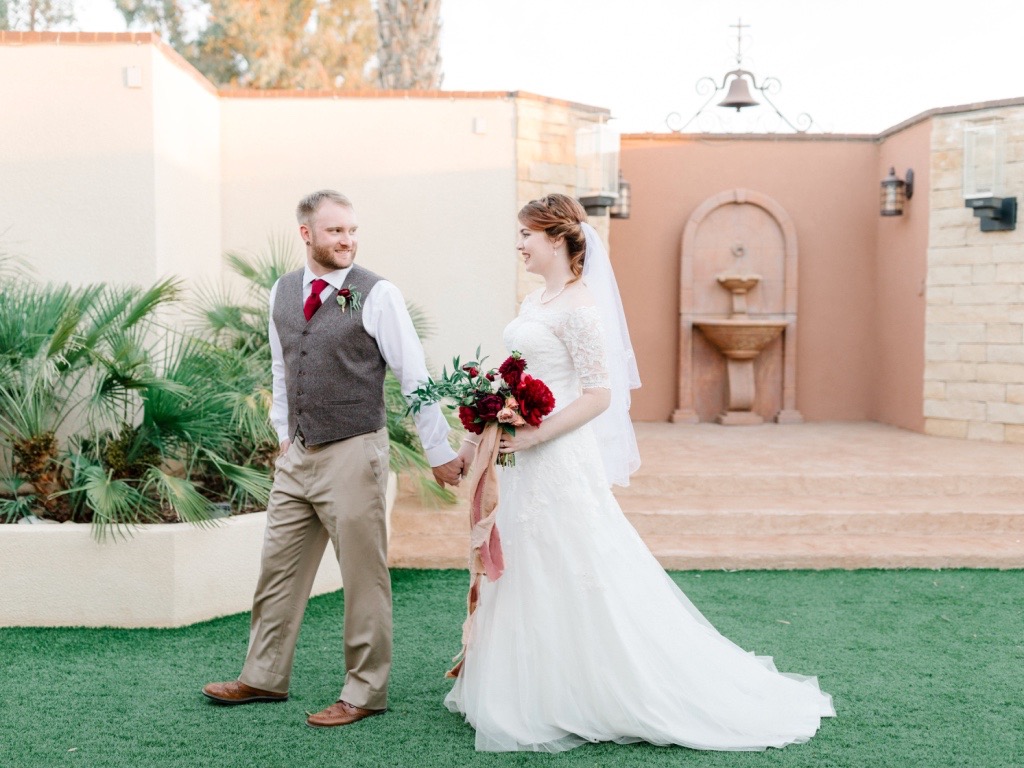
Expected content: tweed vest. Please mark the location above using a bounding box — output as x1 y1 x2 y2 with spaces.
273 265 387 446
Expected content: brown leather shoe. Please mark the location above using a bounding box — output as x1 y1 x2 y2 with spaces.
305 700 386 728
202 680 288 705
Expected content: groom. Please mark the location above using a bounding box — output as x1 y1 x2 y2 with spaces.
202 190 463 727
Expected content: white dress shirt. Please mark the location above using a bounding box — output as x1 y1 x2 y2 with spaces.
269 265 458 467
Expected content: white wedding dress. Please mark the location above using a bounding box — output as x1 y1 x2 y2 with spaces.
445 298 835 753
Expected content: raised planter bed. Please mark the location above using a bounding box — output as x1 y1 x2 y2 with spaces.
0 475 396 628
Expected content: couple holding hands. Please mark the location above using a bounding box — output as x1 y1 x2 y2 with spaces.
202 190 834 753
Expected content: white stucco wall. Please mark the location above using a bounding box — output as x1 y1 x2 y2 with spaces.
218 95 519 367
151 48 222 287
1 37 562 370
0 42 157 284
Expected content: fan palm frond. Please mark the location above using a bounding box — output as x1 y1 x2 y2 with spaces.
142 467 219 527
405 300 435 342
200 449 272 506
60 458 159 540
224 232 300 293
0 474 35 523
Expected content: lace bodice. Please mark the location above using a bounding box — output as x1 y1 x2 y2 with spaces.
502 298 610 414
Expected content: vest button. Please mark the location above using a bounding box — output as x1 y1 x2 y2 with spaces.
300 351 307 356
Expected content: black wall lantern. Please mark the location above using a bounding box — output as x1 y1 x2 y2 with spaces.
609 171 631 219
880 167 913 216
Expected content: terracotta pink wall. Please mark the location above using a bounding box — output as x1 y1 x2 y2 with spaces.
612 134 920 424
873 122 930 431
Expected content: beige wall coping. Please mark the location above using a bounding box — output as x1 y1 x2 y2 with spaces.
0 30 217 95
878 96 1024 138
623 132 877 143
220 87 611 114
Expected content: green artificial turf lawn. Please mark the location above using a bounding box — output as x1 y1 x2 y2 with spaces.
1 569 1021 768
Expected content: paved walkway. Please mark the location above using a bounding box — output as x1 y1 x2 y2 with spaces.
388 422 1024 570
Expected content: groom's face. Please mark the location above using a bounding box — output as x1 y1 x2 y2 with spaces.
305 201 359 273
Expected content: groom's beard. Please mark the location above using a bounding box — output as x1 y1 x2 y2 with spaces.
310 237 356 271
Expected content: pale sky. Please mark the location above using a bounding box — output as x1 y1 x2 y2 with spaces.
75 0 1024 135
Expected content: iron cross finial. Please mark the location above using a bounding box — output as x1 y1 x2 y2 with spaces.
729 18 749 66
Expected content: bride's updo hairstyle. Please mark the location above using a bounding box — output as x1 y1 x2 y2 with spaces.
518 194 589 282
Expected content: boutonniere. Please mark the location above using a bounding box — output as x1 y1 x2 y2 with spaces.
337 287 363 313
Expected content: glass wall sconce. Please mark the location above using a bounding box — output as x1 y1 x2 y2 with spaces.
963 122 1016 232
576 123 619 216
609 171 631 219
880 167 913 216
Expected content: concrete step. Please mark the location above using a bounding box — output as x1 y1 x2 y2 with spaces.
643 534 1024 570
619 495 1024 536
389 532 1024 570
387 423 1024 570
617 472 1024 498
388 492 1024 569
391 494 1024 537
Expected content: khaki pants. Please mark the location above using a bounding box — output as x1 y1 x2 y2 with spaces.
238 427 391 710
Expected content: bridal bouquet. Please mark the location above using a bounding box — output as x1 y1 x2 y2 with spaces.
409 350 555 677
407 350 555 466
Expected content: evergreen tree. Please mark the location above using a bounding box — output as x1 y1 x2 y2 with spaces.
114 0 379 89
0 0 74 30
376 0 443 89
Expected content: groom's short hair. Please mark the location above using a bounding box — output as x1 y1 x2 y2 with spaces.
296 190 353 226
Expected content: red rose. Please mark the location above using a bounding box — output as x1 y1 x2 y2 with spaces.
458 405 484 434
498 354 527 387
462 365 479 378
475 393 504 422
339 288 351 298
515 374 556 427
485 372 496 381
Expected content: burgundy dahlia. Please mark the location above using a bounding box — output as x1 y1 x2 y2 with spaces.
475 393 505 422
458 405 484 434
515 374 556 427
498 354 527 388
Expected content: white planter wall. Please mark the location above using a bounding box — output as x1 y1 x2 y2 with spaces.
0 475 396 628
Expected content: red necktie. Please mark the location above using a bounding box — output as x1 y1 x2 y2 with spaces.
304 278 329 321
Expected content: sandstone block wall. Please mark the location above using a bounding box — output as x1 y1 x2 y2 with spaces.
925 107 1024 442
514 97 612 303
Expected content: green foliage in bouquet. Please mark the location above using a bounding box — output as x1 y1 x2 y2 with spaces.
408 350 555 467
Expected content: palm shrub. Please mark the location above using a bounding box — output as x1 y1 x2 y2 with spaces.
0 269 183 524
59 336 274 536
189 238 458 504
0 237 456 534
0 257 272 536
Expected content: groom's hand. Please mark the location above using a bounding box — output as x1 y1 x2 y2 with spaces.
432 457 465 489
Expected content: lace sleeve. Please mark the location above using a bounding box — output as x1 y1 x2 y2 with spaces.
559 306 611 389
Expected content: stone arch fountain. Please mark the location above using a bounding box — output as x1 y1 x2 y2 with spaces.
672 189 802 425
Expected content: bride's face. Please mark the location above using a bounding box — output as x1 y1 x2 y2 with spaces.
516 224 559 276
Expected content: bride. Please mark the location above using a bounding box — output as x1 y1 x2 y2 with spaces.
443 194 835 753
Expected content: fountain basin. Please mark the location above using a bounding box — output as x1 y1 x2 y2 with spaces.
717 274 761 294
695 318 787 360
